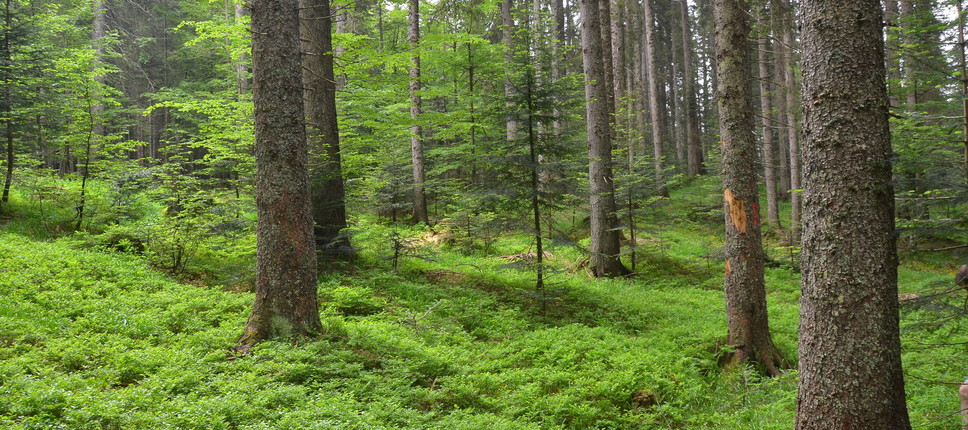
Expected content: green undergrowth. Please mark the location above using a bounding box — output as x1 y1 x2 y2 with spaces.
0 177 964 429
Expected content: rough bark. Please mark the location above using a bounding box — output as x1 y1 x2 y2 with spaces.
642 0 669 197
756 7 779 227
582 0 630 278
714 0 785 377
409 0 428 224
238 0 321 347
300 0 353 257
795 0 911 427
681 0 703 176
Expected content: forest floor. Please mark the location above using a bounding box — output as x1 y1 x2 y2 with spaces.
0 177 966 429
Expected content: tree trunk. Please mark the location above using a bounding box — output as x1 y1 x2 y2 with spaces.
238 0 321 347
1 0 13 206
776 0 801 240
756 6 779 227
795 0 911 427
642 0 669 197
234 2 249 94
714 0 785 377
502 0 518 141
959 0 968 184
681 0 703 176
300 0 353 257
600 0 615 117
610 0 625 117
551 0 565 136
409 0 428 224
884 0 900 108
582 0 629 278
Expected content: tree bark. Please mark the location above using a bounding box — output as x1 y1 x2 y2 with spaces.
238 0 321 347
714 0 785 377
642 0 669 197
409 0 428 224
300 0 353 257
582 0 629 278
795 0 911 427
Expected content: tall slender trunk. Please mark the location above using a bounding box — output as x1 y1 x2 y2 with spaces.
779 1 801 241
409 0 427 224
235 2 249 94
502 0 518 141
884 0 900 108
526 68 544 296
600 0 615 117
1 0 13 206
715 0 785 377
959 0 968 184
681 0 703 176
551 0 565 136
301 0 353 256
796 0 910 426
756 6 779 227
642 0 669 197
582 0 629 278
610 0 625 117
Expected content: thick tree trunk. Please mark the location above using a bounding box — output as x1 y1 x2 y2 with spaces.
681 0 703 176
756 8 779 227
714 0 785 377
642 0 669 197
238 0 321 347
582 0 629 278
300 0 353 257
409 0 428 224
795 0 911 427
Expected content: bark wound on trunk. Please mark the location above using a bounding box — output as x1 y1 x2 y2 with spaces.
715 0 786 377
724 189 748 233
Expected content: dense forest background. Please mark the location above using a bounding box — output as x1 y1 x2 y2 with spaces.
1 0 967 428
